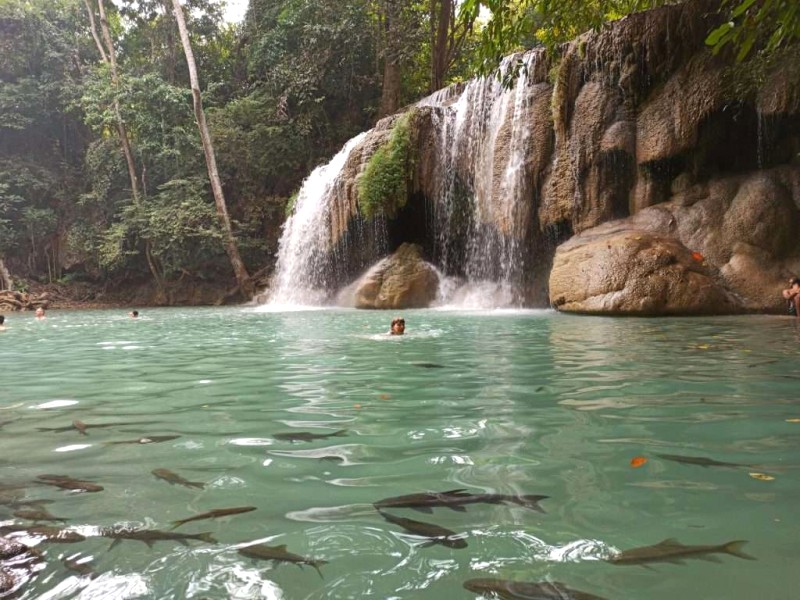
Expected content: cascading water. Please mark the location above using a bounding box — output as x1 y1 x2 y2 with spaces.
267 132 368 307
264 50 542 309
423 52 540 307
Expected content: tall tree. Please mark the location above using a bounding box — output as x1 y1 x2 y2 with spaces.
170 0 252 296
429 0 476 92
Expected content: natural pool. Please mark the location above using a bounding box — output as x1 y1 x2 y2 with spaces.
0 307 798 599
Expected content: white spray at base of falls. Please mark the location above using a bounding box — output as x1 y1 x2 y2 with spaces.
422 52 540 307
266 132 368 307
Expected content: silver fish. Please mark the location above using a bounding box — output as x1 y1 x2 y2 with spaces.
463 578 608 600
171 506 256 529
273 430 347 442
374 489 548 514
378 510 466 549
152 468 205 490
609 538 755 566
238 543 327 578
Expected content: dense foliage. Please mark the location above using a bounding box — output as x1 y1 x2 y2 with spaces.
0 0 796 300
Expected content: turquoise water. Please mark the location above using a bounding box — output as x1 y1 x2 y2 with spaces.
0 307 798 599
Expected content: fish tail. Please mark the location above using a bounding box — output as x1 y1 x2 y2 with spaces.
169 520 185 531
724 540 756 560
197 532 217 544
188 482 205 490
333 429 348 437
515 495 549 513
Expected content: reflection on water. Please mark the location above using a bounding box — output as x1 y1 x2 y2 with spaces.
0 309 798 598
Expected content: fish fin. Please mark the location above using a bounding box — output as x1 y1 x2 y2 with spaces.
698 554 723 563
188 482 206 490
516 495 549 513
108 539 121 551
145 540 156 548
419 540 437 548
724 540 756 561
442 489 469 496
410 507 434 514
448 505 468 512
333 429 348 437
169 521 185 530
656 538 682 547
197 532 217 544
312 561 326 579
275 545 287 551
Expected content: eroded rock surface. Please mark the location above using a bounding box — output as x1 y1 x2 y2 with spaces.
350 243 439 309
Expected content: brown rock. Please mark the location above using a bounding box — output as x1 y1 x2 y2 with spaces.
0 537 28 561
0 568 14 595
549 225 741 315
351 244 439 309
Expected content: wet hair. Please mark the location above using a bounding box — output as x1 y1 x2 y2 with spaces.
131 310 139 317
792 278 800 287
391 317 405 327
0 315 4 324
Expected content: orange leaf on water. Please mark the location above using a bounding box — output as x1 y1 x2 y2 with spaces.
379 393 391 400
630 456 648 468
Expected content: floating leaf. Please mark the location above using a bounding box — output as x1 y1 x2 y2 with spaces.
749 472 775 481
786 418 800 423
630 456 648 468
379 393 391 400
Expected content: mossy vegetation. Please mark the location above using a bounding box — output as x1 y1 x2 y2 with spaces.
357 110 416 219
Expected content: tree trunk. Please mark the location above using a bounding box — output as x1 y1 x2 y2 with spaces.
85 0 164 290
0 259 12 291
170 0 252 297
431 0 452 92
379 60 402 117
95 0 141 205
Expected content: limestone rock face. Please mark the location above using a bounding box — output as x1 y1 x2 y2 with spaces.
550 226 740 315
550 167 800 315
351 244 439 309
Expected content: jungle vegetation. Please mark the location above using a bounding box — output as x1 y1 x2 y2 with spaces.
0 0 796 300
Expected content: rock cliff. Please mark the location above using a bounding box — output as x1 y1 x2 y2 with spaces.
277 0 800 314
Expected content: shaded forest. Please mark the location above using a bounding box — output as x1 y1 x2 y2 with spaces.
0 0 796 305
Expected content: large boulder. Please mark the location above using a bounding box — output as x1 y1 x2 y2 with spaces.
550 167 800 315
549 225 740 315
349 244 439 309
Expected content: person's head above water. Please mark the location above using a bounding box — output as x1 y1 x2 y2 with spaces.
129 310 139 318
35 307 45 319
390 317 405 335
0 315 5 325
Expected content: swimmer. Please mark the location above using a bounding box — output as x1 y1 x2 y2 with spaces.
129 310 139 318
782 278 800 318
35 307 46 320
389 317 405 335
0 315 5 331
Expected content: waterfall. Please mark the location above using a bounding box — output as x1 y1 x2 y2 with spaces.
425 52 540 307
266 132 368 307
264 50 542 309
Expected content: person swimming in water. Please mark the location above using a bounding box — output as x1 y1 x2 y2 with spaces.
35 307 46 320
782 278 800 318
0 315 6 331
389 317 405 335
129 310 139 318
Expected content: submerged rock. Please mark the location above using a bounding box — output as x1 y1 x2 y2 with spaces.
349 244 439 309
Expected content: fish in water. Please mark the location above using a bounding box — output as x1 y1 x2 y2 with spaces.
107 435 181 445
608 538 755 566
463 578 608 600
37 420 159 433
273 430 347 442
171 506 256 529
37 474 103 493
410 362 446 369
655 453 751 468
377 510 467 549
1 525 85 544
152 468 205 490
13 508 67 523
374 489 548 514
102 527 217 548
238 543 327 578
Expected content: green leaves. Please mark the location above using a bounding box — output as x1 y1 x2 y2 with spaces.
705 0 800 62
